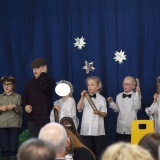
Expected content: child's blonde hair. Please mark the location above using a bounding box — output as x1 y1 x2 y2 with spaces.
86 76 102 92
124 76 136 86
101 142 154 160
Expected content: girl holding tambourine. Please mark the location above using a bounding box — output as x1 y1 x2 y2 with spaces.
50 80 79 129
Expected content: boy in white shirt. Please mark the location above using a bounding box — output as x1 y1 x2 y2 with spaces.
77 76 107 160
107 76 141 142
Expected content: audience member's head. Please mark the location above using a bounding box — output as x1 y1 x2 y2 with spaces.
139 133 160 160
101 142 154 160
17 138 55 160
60 117 80 139
39 122 69 158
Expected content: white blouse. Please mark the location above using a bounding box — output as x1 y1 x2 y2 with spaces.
145 94 160 133
50 97 79 128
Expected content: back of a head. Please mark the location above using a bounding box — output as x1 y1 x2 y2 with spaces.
17 138 55 160
66 129 96 160
60 117 77 135
139 133 160 160
101 142 154 160
39 122 67 154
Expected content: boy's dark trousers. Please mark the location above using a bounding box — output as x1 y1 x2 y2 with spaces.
28 121 43 137
0 128 19 160
115 133 131 142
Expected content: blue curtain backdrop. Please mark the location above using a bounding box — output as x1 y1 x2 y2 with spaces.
0 0 160 145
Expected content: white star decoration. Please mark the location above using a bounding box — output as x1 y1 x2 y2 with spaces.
74 36 86 50
113 50 127 64
82 61 95 74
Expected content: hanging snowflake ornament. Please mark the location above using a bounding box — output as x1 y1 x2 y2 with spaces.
74 36 86 50
113 50 127 64
82 61 95 74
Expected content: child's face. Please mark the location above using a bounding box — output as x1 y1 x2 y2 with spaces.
33 66 44 78
122 78 135 93
3 81 13 94
87 79 100 94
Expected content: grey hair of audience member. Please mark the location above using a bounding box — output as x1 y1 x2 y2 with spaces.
17 138 55 160
101 142 154 160
39 122 68 154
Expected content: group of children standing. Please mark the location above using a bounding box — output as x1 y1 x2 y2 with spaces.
0 57 159 160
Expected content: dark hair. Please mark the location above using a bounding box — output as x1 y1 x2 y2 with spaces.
60 117 81 140
65 129 96 160
139 133 160 160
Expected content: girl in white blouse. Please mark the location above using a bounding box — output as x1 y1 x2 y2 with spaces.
145 77 160 133
50 80 78 128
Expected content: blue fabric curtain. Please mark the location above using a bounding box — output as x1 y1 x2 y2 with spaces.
0 0 160 145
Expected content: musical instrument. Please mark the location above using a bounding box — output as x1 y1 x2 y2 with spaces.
136 78 141 95
136 78 140 87
54 108 59 123
85 92 97 111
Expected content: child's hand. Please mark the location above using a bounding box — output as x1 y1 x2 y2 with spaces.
107 97 113 103
0 105 8 111
153 93 158 102
94 109 100 115
81 90 87 97
42 65 47 73
94 110 107 117
7 103 16 110
136 86 141 94
54 105 61 112
25 105 32 113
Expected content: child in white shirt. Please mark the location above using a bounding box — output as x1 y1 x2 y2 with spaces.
77 76 107 160
107 76 141 142
50 80 78 128
145 77 160 133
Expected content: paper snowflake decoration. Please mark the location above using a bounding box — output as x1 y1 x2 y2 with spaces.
113 50 127 64
82 61 95 74
74 36 86 50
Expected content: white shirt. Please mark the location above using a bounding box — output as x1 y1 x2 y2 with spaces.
145 94 160 133
109 91 141 134
50 97 79 128
79 92 107 136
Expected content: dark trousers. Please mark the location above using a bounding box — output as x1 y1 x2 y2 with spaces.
0 128 19 157
115 133 131 142
81 135 106 160
28 121 43 138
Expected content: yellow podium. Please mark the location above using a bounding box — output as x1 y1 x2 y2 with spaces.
131 120 154 144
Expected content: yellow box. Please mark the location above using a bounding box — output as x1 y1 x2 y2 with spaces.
131 120 154 144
